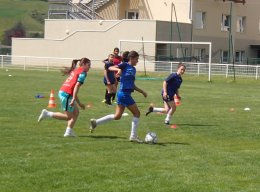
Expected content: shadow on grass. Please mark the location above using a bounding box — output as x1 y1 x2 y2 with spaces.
177 123 216 127
155 141 190 146
79 135 126 140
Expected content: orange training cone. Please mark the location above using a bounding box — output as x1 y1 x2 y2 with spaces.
174 95 181 106
47 89 56 108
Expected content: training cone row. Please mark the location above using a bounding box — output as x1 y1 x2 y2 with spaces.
174 95 181 106
47 89 56 108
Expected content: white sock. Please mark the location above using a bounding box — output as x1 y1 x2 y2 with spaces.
65 127 72 133
47 111 54 117
130 117 139 138
165 113 172 122
153 107 164 113
96 114 115 125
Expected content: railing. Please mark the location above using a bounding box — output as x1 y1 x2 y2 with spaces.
0 55 259 79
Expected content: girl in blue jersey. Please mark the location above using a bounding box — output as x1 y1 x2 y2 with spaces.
90 51 147 143
146 63 186 125
104 54 117 105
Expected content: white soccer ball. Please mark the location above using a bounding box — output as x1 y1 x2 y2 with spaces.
145 132 158 144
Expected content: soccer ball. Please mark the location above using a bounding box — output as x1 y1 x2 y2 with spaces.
145 132 158 144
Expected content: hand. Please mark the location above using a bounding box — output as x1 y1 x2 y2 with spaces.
163 92 168 99
142 91 147 98
79 103 85 110
69 99 75 107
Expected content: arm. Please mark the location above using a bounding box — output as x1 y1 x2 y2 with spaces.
134 85 147 98
109 66 121 77
104 69 110 84
70 82 85 110
162 80 168 99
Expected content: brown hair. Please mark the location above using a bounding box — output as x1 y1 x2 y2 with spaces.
178 62 186 69
61 57 90 75
128 50 139 59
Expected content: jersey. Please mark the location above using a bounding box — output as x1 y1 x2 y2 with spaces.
118 62 136 92
60 67 87 95
113 55 122 65
163 72 183 96
103 61 116 84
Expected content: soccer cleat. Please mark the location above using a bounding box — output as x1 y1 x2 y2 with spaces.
145 106 153 116
89 119 97 133
38 109 48 122
64 130 76 137
129 136 144 143
164 120 170 125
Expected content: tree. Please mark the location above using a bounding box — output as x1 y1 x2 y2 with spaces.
2 22 26 46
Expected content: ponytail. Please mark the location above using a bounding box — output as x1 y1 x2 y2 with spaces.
61 59 80 75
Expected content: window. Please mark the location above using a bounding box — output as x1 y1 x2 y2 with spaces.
237 16 246 33
194 48 206 61
221 14 231 31
126 11 139 19
221 50 229 63
235 51 245 63
194 11 206 29
176 47 188 58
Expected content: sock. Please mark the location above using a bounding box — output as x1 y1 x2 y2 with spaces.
96 114 115 125
112 93 116 101
106 93 112 104
130 117 139 138
153 107 164 113
165 113 172 122
105 90 108 100
46 111 53 117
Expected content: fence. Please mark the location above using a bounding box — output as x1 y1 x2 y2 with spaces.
0 55 259 79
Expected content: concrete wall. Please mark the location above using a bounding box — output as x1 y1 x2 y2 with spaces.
12 19 157 68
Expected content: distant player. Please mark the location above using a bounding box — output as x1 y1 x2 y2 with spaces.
37 58 91 137
89 51 147 143
103 54 117 105
146 63 186 125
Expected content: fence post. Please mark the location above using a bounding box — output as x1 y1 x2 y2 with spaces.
226 64 229 78
256 66 258 80
197 63 200 76
47 59 49 72
24 56 26 71
170 62 173 73
1 55 3 69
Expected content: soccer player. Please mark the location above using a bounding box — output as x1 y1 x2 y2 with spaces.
104 54 117 105
89 51 147 143
146 63 186 125
37 58 91 137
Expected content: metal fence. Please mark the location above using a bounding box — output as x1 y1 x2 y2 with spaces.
1 55 259 79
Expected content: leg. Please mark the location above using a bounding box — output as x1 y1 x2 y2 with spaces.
164 101 176 124
127 104 143 143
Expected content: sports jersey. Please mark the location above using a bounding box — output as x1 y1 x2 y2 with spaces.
60 67 87 95
163 72 182 96
103 61 116 84
118 62 136 92
113 55 122 65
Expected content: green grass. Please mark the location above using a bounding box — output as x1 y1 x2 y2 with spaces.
0 69 259 192
0 0 48 42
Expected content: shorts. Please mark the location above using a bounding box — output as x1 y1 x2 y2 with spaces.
58 91 74 112
162 94 174 102
117 91 135 107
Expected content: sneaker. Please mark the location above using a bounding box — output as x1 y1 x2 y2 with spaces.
64 129 76 137
129 136 143 143
145 106 153 116
89 119 97 133
164 120 170 125
38 109 48 122
102 99 106 103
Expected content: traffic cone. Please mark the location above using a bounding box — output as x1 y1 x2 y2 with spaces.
174 95 181 106
47 89 56 108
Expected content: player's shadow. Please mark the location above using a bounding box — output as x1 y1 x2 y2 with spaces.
177 123 216 127
79 135 126 140
156 141 190 146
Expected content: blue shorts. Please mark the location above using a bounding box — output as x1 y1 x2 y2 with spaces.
162 94 174 102
117 91 135 107
58 91 74 112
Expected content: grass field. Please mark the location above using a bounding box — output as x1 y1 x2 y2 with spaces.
0 69 259 192
0 0 47 42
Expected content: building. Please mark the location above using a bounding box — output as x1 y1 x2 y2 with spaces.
12 0 260 68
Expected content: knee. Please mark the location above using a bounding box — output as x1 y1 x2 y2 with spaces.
114 114 122 120
134 110 140 118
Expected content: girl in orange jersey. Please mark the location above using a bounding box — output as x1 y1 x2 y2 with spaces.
38 58 91 137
